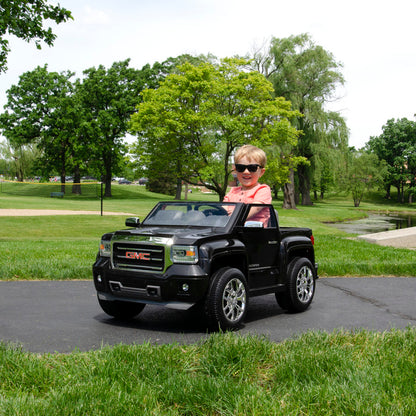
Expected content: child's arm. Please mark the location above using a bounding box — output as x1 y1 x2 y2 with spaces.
246 185 272 219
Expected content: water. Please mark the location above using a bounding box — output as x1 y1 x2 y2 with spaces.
328 213 416 235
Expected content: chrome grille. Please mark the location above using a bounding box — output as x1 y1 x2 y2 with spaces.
112 242 165 272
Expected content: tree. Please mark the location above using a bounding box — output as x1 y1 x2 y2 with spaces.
0 139 40 181
139 54 208 91
310 111 350 199
130 58 301 201
343 149 387 207
0 65 80 190
77 60 145 197
252 34 347 207
367 118 416 203
128 54 209 197
261 142 307 204
0 0 72 73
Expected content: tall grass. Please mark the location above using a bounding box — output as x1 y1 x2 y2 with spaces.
0 329 415 415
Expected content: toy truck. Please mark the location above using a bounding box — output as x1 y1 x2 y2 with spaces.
93 201 318 330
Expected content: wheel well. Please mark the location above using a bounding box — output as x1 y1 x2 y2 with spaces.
287 248 314 267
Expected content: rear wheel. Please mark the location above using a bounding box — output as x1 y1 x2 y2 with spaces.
205 267 248 330
276 257 315 312
98 296 145 319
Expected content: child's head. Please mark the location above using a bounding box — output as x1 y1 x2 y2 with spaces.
234 145 267 167
233 145 267 190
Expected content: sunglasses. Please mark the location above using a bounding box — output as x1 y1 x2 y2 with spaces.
234 164 262 173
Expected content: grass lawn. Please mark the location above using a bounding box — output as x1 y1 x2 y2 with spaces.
1 329 415 415
0 186 415 279
0 186 415 415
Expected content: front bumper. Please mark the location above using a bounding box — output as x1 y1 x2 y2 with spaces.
96 290 196 310
93 257 210 309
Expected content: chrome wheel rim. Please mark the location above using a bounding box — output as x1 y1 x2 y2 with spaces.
222 278 246 322
296 266 314 303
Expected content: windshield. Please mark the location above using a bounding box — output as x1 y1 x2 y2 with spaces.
143 202 236 228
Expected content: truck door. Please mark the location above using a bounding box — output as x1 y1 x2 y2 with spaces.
238 205 280 291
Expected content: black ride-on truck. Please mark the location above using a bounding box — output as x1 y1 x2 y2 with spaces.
93 201 318 330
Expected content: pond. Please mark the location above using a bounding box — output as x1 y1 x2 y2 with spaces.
327 213 416 235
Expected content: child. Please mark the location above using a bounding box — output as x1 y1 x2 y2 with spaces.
224 145 272 224
224 144 271 204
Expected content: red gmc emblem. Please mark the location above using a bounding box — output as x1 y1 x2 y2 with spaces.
125 251 151 261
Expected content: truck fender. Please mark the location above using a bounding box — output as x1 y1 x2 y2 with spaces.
279 236 315 276
199 239 247 276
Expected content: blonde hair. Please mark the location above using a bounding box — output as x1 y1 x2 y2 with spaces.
234 145 267 168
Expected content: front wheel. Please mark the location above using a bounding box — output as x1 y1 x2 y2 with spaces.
98 296 145 319
276 257 316 312
205 267 248 330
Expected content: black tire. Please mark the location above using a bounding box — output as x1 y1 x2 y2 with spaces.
205 267 248 330
98 296 145 319
276 257 316 312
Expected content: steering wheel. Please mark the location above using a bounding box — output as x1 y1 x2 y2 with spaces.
197 204 228 217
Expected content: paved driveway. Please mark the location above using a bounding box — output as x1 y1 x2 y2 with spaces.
0 278 415 353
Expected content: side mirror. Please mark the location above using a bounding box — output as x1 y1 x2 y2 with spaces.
244 221 264 228
125 217 140 227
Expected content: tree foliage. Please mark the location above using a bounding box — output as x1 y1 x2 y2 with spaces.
0 140 40 181
367 118 416 203
342 149 387 207
252 34 347 207
129 58 301 200
0 65 80 190
0 56 200 193
0 60 146 196
77 60 145 196
0 0 72 73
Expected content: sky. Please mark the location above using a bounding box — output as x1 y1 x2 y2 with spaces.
1 0 416 149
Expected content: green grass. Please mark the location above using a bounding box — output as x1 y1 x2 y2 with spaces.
1 329 415 415
1 188 415 414
316 235 416 277
0 186 415 279
0 183 201 214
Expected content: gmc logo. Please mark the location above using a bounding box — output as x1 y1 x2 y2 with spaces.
125 251 151 261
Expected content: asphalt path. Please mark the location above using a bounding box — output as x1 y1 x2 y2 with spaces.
0 278 415 353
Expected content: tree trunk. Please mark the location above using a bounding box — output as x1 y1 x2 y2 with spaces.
72 165 81 195
60 145 66 193
282 168 297 209
384 184 391 199
184 182 189 200
103 167 112 197
175 178 182 200
15 161 24 182
272 185 279 200
60 172 66 193
297 165 313 205
104 174 112 197
103 153 112 197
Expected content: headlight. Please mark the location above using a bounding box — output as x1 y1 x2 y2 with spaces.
99 240 111 257
171 245 198 264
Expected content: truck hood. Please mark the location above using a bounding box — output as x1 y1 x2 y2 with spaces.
113 226 226 245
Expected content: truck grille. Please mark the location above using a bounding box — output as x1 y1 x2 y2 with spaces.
112 242 165 272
